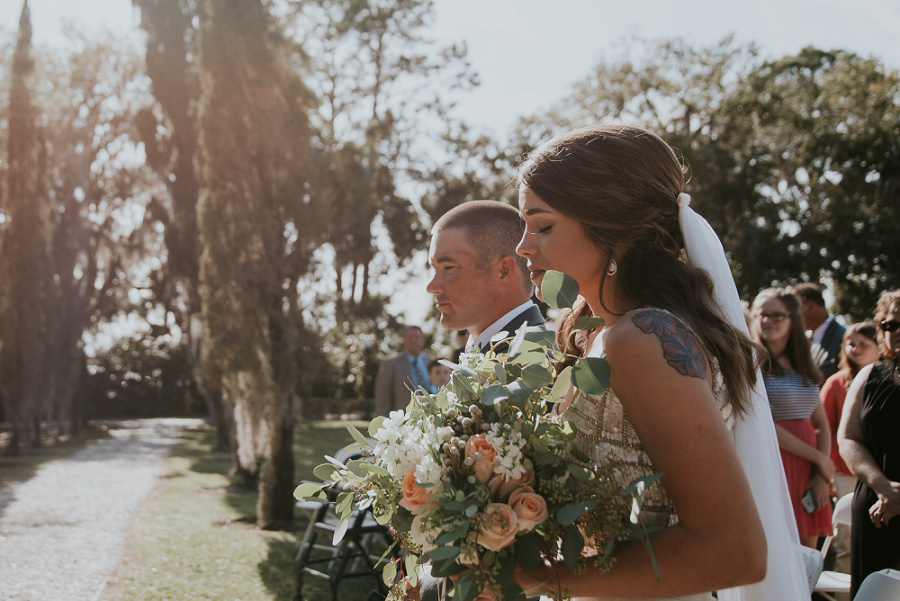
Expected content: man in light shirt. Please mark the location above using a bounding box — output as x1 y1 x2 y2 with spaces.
793 282 846 382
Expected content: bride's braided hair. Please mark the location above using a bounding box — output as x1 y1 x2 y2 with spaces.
518 124 760 415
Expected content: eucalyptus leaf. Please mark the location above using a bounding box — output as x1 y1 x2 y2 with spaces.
368 416 386 437
344 460 367 478
540 270 579 309
345 423 370 448
382 562 397 587
480 384 509 406
332 518 350 545
562 525 585 571
440 359 477 377
375 506 393 525
405 554 420 586
293 482 323 500
548 366 573 402
359 462 390 477
430 556 465 577
434 523 469 545
509 340 549 364
324 455 346 469
451 568 480 601
493 363 508 385
426 546 462 561
450 372 476 402
521 364 552 389
572 357 611 395
557 500 598 525
514 533 543 571
506 323 529 357
313 463 338 482
573 316 606 331
568 464 595 482
335 491 355 519
523 327 555 348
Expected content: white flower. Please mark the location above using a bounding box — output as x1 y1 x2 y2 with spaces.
373 410 452 482
485 423 527 480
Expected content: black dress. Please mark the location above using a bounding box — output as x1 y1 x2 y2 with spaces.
850 360 900 598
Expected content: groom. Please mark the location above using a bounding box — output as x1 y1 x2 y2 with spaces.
419 200 544 601
427 200 544 354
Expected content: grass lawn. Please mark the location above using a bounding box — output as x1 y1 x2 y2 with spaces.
101 420 383 601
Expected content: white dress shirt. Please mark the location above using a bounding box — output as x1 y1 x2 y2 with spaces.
468 300 536 351
810 315 834 345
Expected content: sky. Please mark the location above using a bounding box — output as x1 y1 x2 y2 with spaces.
1 0 898 326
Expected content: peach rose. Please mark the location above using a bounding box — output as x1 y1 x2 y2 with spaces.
508 487 548 532
465 435 496 482
398 470 435 514
488 468 535 499
476 503 518 551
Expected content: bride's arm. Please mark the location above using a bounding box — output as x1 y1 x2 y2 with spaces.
516 313 766 598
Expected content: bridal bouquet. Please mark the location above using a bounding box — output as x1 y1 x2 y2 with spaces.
295 272 659 601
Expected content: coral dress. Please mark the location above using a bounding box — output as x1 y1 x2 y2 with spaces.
763 371 833 539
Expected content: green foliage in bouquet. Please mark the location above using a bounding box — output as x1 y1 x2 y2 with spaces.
295 271 661 601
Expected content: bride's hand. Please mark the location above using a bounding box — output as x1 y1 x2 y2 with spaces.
512 564 560 599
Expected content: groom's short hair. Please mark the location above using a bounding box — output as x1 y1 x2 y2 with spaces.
432 200 530 281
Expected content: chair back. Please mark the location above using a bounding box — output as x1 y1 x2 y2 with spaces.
796 544 824 593
855 569 900 601
833 492 853 526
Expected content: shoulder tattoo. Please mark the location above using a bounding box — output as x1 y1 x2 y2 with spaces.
631 311 707 380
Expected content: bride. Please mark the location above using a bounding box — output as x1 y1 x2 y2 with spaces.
507 125 809 600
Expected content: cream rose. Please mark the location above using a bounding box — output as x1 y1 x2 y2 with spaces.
476 503 518 551
489 468 535 499
465 435 496 482
398 470 436 514
508 487 548 532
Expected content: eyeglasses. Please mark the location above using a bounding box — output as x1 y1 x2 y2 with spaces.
880 320 900 333
756 312 790 323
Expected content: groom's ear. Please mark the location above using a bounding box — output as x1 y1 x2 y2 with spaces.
496 255 516 283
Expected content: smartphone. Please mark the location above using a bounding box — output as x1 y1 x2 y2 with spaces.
801 489 817 514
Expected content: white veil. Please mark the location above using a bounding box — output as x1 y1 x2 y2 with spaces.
676 193 809 601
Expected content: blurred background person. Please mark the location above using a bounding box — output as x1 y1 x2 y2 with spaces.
450 329 468 363
794 282 847 382
427 358 451 390
374 325 433 416
752 287 833 548
820 321 879 583
838 290 900 597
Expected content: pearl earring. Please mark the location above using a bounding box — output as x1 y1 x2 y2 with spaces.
607 259 617 276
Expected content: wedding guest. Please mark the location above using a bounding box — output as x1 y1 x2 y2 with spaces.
450 329 468 363
510 125 808 600
821 322 879 582
751 287 833 548
374 325 433 416
838 289 900 597
427 358 452 389
794 282 847 382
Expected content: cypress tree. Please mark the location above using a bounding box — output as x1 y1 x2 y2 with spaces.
0 1 54 453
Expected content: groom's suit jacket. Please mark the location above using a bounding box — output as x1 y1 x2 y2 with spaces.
811 318 846 383
374 352 433 417
419 304 546 601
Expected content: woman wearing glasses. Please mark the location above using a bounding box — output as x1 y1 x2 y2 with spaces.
751 288 833 548
838 289 900 597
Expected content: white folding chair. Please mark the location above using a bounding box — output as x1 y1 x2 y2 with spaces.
855 569 900 601
814 492 854 600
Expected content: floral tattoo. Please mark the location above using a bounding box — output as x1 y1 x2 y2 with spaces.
632 311 707 379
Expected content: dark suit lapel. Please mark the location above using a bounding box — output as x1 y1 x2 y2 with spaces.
480 306 546 353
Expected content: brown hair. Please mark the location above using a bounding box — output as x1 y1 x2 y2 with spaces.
874 289 900 361
838 322 878 385
792 282 826 307
517 124 759 416
750 287 822 385
432 200 531 290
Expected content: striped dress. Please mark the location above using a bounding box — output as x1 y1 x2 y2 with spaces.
763 370 834 538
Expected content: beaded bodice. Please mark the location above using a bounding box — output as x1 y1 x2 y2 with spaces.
561 308 733 530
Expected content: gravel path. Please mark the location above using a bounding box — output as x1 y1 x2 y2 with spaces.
0 418 203 601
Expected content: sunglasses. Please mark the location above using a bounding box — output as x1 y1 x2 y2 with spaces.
880 320 900 333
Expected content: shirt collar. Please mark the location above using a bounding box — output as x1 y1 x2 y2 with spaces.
469 300 536 351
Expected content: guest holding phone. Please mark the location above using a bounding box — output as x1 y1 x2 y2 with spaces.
838 290 900 597
751 288 833 548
